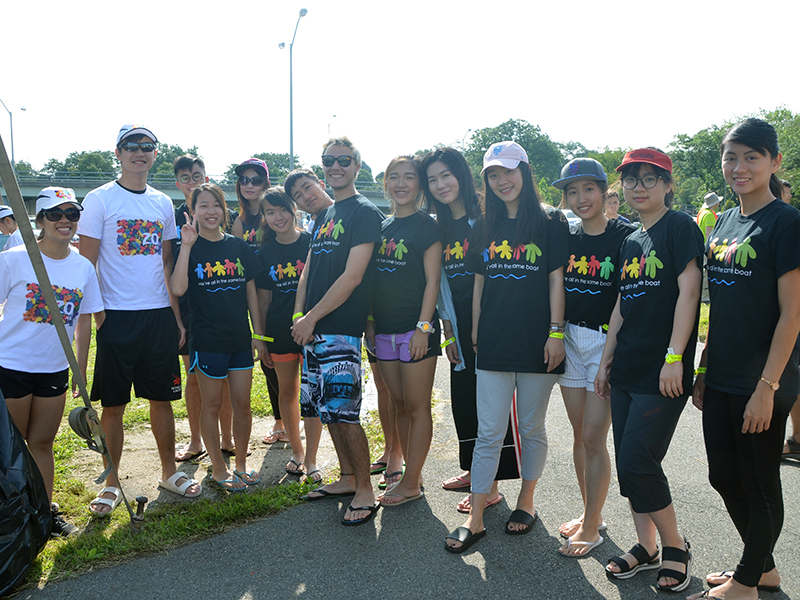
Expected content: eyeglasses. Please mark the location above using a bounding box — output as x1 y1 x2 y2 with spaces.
621 175 662 190
43 207 81 222
321 155 354 168
178 172 205 184
119 141 156 153
239 175 265 187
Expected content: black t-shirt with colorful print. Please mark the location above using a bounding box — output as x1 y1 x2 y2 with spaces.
304 194 385 337
441 216 476 304
705 200 800 397
610 210 703 394
255 231 311 354
185 234 262 354
373 211 441 334
470 209 569 373
565 219 636 327
239 210 264 250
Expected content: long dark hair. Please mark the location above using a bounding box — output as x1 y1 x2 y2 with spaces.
420 147 482 238
259 187 299 245
721 118 783 199
481 161 548 248
190 183 229 230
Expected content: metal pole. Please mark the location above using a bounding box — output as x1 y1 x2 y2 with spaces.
0 98 13 175
288 9 307 171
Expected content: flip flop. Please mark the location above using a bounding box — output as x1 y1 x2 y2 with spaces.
301 487 355 501
221 446 252 457
445 527 486 554
342 502 380 526
442 475 471 490
370 461 387 475
706 569 782 593
304 469 322 485
262 430 286 444
559 535 605 557
234 469 261 485
286 459 305 475
175 448 206 462
379 491 424 506
457 492 503 514
505 509 537 535
209 474 246 492
559 519 608 539
378 470 403 490
782 436 800 461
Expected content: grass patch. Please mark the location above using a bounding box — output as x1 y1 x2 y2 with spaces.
28 481 309 587
698 303 709 343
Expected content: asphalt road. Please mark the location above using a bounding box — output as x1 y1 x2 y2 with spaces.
17 352 799 600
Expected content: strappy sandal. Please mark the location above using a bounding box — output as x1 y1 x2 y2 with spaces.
606 543 661 580
656 537 692 593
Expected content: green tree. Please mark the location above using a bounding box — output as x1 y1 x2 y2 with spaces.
64 150 118 173
152 143 200 175
464 119 564 186
41 158 66 175
14 160 35 175
669 125 727 212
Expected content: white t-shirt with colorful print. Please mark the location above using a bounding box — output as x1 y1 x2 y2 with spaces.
0 245 104 372
78 181 177 310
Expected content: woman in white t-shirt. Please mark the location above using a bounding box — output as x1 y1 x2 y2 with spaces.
0 187 104 537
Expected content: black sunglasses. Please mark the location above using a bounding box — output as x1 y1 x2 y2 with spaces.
119 141 156 153
321 155 354 168
239 175 265 187
43 207 81 222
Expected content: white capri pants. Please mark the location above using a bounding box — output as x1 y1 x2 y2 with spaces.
471 369 557 494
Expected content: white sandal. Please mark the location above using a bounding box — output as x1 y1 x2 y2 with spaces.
89 486 122 517
158 472 202 498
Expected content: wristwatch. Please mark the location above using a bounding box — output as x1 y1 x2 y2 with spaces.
759 376 780 391
416 321 433 334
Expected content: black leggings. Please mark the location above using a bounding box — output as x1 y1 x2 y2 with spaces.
259 362 281 420
702 387 795 587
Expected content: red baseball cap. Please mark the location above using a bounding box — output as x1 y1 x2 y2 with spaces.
616 148 672 174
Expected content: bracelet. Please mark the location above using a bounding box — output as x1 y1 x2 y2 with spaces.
695 367 706 375
367 315 375 322
441 336 456 348
252 334 274 342
665 354 682 364
292 312 304 321
549 321 563 327
548 332 564 339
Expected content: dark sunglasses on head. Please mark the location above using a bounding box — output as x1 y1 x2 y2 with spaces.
239 175 265 187
43 207 81 222
321 155 354 168
119 141 156 153
178 172 205 184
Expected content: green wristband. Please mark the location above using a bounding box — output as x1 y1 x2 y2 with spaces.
252 334 274 342
292 312 304 321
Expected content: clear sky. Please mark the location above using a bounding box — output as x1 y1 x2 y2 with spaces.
2 0 798 179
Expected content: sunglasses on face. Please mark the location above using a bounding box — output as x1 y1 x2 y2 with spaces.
178 172 205 184
321 155 354 168
119 141 156 153
239 175 265 187
43 207 81 222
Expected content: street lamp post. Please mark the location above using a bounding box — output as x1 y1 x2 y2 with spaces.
279 8 308 172
0 98 16 175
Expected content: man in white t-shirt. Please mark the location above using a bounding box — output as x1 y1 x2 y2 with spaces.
78 124 201 516
0 205 23 251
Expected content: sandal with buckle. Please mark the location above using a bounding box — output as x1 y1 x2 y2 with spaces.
656 537 692 593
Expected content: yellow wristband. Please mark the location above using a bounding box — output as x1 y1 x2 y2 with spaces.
367 315 375 322
292 312 304 321
252 334 274 342
695 367 706 375
548 332 564 339
665 354 682 364
440 336 456 348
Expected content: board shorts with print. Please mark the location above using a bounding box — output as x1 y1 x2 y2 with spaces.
300 334 362 425
91 307 182 407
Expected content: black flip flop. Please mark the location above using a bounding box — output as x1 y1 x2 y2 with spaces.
301 488 355 501
341 502 380 526
221 446 252 457
370 461 388 475
505 509 537 535
445 527 486 554
707 569 781 593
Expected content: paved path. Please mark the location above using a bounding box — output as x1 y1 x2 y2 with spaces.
18 356 799 600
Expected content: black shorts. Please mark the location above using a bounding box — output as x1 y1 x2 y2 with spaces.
0 365 69 399
91 308 182 407
178 305 191 356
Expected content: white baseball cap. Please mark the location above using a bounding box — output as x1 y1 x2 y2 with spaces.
481 141 529 174
36 187 82 213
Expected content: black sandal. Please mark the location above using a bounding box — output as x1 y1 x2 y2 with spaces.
606 543 660 580
783 436 800 461
656 537 692 593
